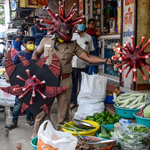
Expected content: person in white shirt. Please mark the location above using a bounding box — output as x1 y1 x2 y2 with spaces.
70 24 95 109
0 40 6 59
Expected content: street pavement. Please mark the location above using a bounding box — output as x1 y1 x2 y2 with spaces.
0 102 77 150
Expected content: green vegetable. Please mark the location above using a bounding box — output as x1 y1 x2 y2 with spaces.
128 125 149 133
93 113 100 120
101 126 107 134
99 133 109 138
144 105 150 118
110 131 114 136
85 115 92 120
100 111 106 117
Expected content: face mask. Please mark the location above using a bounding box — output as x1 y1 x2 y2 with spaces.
27 44 35 51
12 40 22 51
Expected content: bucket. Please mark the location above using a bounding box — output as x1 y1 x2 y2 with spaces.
31 137 38 150
114 104 139 119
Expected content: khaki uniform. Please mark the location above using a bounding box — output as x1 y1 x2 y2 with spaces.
33 37 84 137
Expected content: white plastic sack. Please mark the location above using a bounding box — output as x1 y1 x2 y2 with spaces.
74 102 105 120
74 73 107 120
0 79 15 107
78 72 107 104
37 120 78 150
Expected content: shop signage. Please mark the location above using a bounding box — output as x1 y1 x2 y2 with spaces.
122 0 136 89
79 0 84 16
20 0 48 8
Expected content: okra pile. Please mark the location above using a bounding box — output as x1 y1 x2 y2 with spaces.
113 92 148 109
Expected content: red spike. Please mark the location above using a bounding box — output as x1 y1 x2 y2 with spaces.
126 42 132 50
117 51 126 56
59 1 62 16
139 55 148 59
139 68 147 80
26 69 30 78
72 15 85 22
114 61 127 69
36 56 49 68
36 89 46 99
119 56 128 61
145 62 150 67
141 39 150 52
19 89 30 99
116 43 128 53
124 67 132 78
37 19 54 25
16 75 26 82
133 62 137 72
0 85 22 96
45 86 67 98
30 96 33 105
46 7 56 18
111 56 120 60
71 19 82 25
62 0 65 17
55 14 65 21
131 36 135 49
40 27 53 31
50 29 56 34
65 14 74 22
21 103 29 113
17 54 30 67
120 64 129 73
124 44 131 54
133 71 137 82
66 3 76 18
141 63 150 74
144 51 150 55
139 36 145 48
40 104 49 114
61 5 64 17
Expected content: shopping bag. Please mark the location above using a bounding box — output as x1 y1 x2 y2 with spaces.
0 79 15 107
37 120 78 150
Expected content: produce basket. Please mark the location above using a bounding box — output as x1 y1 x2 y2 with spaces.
31 136 38 150
105 91 124 104
62 120 100 137
133 110 150 128
114 104 139 119
96 129 109 140
100 123 115 130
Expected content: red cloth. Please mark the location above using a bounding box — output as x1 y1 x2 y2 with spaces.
86 28 97 37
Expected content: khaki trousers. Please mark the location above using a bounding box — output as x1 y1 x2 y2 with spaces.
32 75 72 138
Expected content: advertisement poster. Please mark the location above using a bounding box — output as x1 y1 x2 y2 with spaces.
122 0 135 89
117 0 121 33
79 0 84 16
20 0 48 8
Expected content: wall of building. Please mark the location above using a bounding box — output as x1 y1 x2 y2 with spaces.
136 0 150 90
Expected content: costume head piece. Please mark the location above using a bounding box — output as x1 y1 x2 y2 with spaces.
38 0 84 42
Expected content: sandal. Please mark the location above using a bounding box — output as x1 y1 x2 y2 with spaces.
70 103 78 109
4 124 17 131
25 121 34 128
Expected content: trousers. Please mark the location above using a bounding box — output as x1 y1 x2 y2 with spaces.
71 67 89 104
32 75 72 138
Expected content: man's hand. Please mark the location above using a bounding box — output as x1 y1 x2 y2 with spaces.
106 58 113 65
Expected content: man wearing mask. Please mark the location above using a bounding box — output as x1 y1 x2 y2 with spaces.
31 4 113 139
30 16 47 48
4 36 35 131
70 24 95 109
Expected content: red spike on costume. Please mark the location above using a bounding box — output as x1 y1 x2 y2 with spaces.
45 86 67 98
40 104 49 114
0 85 22 96
30 96 33 105
21 103 29 113
139 36 145 48
62 0 65 17
114 61 127 69
120 64 129 73
17 54 30 67
72 15 85 22
49 54 61 78
46 7 56 18
72 19 83 25
140 39 150 52
141 63 150 74
124 67 132 78
116 43 128 53
36 56 49 68
133 71 137 82
66 3 76 18
131 36 135 49
139 68 147 80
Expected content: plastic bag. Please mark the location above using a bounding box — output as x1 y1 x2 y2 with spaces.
112 123 150 150
37 120 78 150
0 79 15 107
74 73 107 120
77 72 107 103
